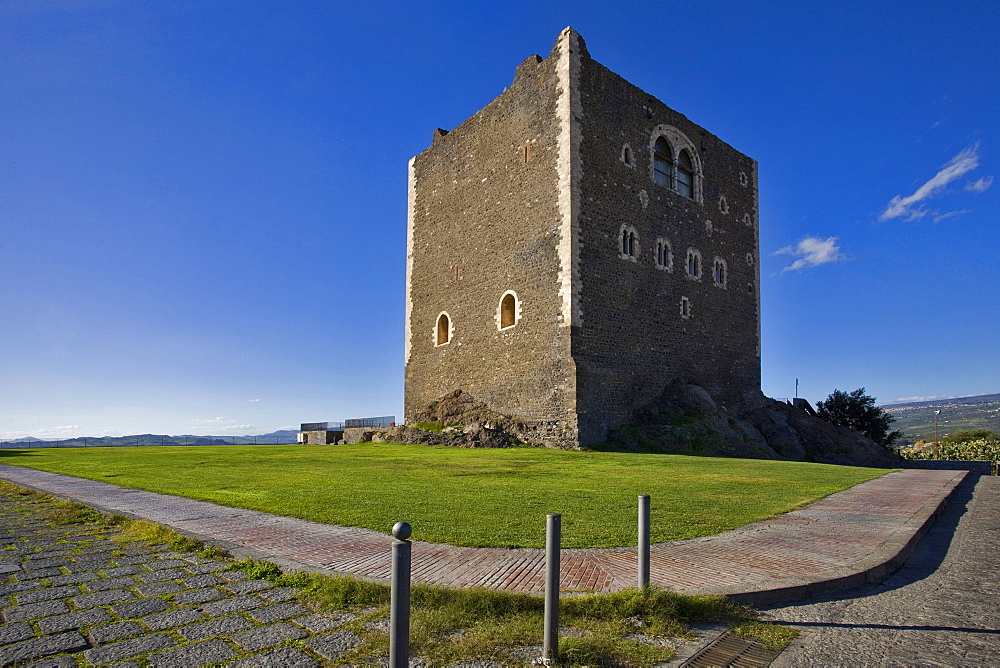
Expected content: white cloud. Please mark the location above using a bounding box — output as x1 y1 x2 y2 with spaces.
195 417 235 425
248 398 261 403
932 209 971 223
774 236 848 272
965 176 993 193
885 395 956 405
879 143 981 221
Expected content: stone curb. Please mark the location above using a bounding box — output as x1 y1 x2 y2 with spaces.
699 470 967 607
0 466 969 607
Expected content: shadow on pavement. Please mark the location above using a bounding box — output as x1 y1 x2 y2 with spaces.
761 472 982 610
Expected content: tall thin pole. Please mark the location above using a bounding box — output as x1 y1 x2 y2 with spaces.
638 495 650 588
544 513 561 663
389 521 412 668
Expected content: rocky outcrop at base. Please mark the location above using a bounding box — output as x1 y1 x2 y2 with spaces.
609 380 900 467
359 386 900 466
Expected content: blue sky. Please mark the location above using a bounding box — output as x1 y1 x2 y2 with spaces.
2 1 997 439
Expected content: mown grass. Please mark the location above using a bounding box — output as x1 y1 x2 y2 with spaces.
0 443 889 548
229 557 779 665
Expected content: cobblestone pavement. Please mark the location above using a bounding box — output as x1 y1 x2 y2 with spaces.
764 474 1000 666
0 488 383 667
0 464 965 601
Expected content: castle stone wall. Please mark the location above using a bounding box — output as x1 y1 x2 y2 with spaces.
404 45 578 443
404 29 761 448
572 53 761 445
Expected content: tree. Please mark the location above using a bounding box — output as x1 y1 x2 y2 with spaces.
816 387 902 447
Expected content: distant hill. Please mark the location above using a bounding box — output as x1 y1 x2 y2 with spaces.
882 393 1000 443
1 430 299 448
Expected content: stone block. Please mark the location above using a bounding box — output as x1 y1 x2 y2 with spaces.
0 621 35 646
304 630 363 660
141 607 205 632
0 631 89 665
73 588 135 609
16 585 81 605
83 633 176 665
136 581 185 597
86 576 138 592
148 638 236 666
89 620 144 644
248 602 308 624
173 587 224 605
179 614 254 642
228 646 320 667
37 608 112 634
111 597 169 619
199 594 266 617
2 599 70 623
231 622 307 652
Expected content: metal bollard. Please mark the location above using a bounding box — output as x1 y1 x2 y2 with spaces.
389 521 412 668
638 494 650 588
543 513 561 663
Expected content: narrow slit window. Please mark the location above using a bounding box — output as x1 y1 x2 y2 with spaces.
499 292 517 329
436 313 451 346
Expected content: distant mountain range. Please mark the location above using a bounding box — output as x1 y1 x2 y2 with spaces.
0 430 299 448
882 393 1000 443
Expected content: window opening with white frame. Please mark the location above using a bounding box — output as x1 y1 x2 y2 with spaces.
713 257 727 288
498 291 518 330
435 312 452 346
648 126 703 203
655 238 672 271
680 297 691 319
621 144 634 167
686 248 702 279
619 225 639 261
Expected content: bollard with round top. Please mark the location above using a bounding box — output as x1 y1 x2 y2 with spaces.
389 521 412 668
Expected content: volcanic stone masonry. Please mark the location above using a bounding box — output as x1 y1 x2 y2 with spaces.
404 28 760 448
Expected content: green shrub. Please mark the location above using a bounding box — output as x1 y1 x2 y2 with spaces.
900 438 1000 465
941 428 998 445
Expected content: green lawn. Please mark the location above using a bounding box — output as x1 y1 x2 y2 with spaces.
0 444 890 548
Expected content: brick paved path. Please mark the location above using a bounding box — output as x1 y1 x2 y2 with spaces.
0 487 384 667
0 465 964 601
765 474 1000 666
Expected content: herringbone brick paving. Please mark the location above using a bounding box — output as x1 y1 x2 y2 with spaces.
0 464 963 598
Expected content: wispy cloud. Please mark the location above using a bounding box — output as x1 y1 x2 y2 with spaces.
933 209 972 223
248 398 261 403
965 175 993 193
774 236 848 272
879 143 981 221
195 416 232 424
885 395 956 405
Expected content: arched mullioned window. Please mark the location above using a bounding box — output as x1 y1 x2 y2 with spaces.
653 137 673 187
498 292 518 330
676 150 694 199
686 248 701 279
435 312 451 346
649 126 703 203
620 225 638 260
655 238 671 270
713 257 727 287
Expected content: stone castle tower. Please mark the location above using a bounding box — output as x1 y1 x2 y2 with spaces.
404 28 760 448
